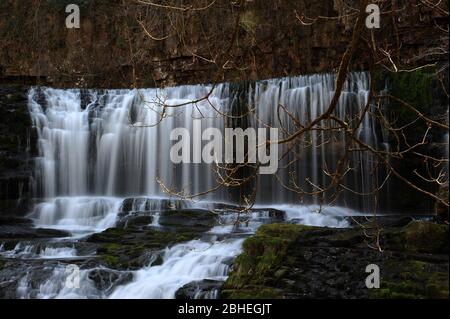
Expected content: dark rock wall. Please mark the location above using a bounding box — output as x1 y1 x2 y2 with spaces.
0 86 35 216
0 0 447 88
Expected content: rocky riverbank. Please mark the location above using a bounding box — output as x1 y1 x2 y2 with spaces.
221 219 449 299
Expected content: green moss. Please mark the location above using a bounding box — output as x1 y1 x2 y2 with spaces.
256 223 314 239
99 254 120 268
115 36 126 49
97 242 122 254
87 227 129 243
384 221 449 254
96 242 127 268
90 225 201 269
388 69 435 127
222 223 313 296
223 221 449 299
370 259 449 299
373 67 437 146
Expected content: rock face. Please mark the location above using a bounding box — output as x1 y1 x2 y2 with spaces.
221 221 449 299
0 86 35 217
0 0 446 88
0 216 70 240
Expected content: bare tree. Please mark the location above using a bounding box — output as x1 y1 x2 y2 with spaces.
126 0 449 245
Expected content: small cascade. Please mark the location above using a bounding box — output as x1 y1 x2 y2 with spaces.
109 238 243 299
31 197 123 234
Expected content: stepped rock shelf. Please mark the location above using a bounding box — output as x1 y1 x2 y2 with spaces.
1 201 447 299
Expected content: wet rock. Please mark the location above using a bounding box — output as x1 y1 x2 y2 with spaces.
250 208 286 220
175 279 223 299
159 209 217 232
206 203 240 211
86 226 199 270
0 225 70 239
120 197 191 215
382 220 449 254
0 216 33 226
0 259 56 298
116 214 153 228
88 269 133 292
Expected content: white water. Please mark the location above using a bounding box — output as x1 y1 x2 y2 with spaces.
32 196 123 234
28 86 229 200
28 72 383 223
108 203 354 298
0 242 77 259
260 204 357 228
11 203 354 299
18 72 385 299
109 237 243 299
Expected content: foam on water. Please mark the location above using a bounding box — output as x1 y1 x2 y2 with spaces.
109 237 243 299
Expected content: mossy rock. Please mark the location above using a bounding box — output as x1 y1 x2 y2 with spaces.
116 214 153 228
99 254 121 268
222 223 313 294
373 68 441 148
222 221 448 299
87 226 199 269
370 260 449 299
383 221 449 254
86 227 128 243
390 69 433 113
160 209 215 217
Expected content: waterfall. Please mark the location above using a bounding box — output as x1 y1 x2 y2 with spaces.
251 72 379 210
27 72 384 230
14 73 384 299
28 86 229 199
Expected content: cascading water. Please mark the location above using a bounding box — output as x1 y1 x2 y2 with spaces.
28 85 229 199
32 196 123 234
251 73 382 211
109 238 244 299
28 72 382 215
15 72 385 299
